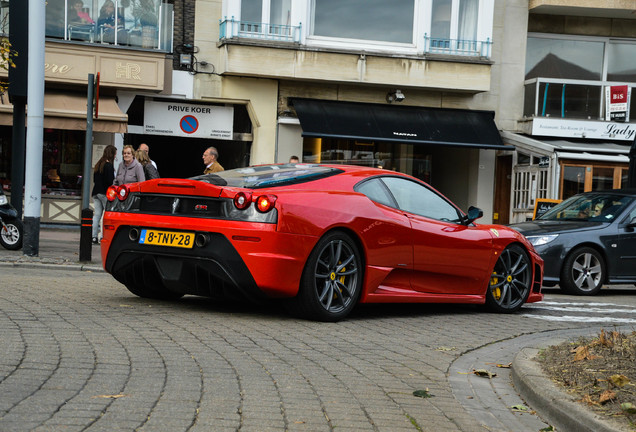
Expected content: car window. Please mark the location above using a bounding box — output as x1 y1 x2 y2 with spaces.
540 193 635 222
381 177 462 222
355 178 396 207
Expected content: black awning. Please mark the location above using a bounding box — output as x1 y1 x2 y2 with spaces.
290 98 512 150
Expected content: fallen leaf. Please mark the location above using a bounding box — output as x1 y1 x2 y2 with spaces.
539 426 556 432
598 390 616 404
609 374 630 388
579 394 598 406
510 404 529 411
496 363 512 368
413 389 433 398
572 345 600 361
473 369 496 378
92 394 128 399
621 402 636 415
435 346 456 351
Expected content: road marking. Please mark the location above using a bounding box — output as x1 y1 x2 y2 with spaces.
523 301 636 323
530 315 636 324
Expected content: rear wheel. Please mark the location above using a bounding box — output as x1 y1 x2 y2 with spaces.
0 219 23 250
486 245 532 313
560 247 605 295
289 231 362 322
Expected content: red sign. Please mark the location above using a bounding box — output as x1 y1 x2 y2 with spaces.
607 85 630 122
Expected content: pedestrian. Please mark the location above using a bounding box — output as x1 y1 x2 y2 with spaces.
114 144 145 185
202 146 224 174
289 155 299 163
91 144 116 244
138 143 157 169
135 149 160 180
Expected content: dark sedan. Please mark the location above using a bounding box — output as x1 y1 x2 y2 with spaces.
511 190 636 295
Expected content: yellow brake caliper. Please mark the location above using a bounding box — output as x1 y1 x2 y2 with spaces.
330 263 346 300
490 272 501 300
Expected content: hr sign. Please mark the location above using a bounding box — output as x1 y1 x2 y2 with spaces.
144 100 234 139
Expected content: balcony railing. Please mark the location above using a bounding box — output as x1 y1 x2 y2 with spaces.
524 77 636 121
39 0 173 51
219 18 301 43
424 35 491 58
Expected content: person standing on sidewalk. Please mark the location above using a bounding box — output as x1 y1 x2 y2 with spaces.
114 145 145 185
91 145 116 244
202 146 224 174
138 143 157 170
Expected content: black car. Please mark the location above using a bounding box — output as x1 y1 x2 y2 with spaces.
511 190 636 295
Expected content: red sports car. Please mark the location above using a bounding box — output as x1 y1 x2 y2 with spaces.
102 164 543 321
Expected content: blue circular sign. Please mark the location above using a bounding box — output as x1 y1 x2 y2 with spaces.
180 115 199 134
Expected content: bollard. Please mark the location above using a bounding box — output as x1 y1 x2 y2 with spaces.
79 208 93 262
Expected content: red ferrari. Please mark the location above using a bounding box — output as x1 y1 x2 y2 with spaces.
102 164 543 321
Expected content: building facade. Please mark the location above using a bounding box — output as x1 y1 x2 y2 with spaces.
502 0 636 223
178 0 531 223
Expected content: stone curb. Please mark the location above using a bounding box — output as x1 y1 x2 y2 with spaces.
512 346 629 432
0 261 104 273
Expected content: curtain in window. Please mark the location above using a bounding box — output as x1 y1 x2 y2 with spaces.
458 0 478 42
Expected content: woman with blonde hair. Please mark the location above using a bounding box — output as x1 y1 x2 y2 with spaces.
114 144 145 185
91 144 116 244
135 148 160 180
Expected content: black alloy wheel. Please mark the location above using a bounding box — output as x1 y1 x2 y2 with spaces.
486 244 532 313
291 231 363 322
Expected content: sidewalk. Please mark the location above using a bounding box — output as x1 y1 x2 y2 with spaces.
0 226 628 431
0 225 104 272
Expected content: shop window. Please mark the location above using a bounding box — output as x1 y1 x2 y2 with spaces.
302 137 433 183
43 129 85 195
561 165 586 199
560 163 628 200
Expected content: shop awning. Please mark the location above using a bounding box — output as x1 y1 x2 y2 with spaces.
501 131 631 163
290 98 512 150
0 92 128 133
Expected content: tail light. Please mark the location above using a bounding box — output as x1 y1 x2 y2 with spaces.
116 184 130 201
106 185 119 202
255 195 277 213
233 191 252 210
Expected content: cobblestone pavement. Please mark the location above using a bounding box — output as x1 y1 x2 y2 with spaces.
2 267 614 432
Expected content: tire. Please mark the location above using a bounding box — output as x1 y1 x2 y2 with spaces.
289 231 363 322
125 282 184 300
560 247 605 295
0 218 23 250
486 244 532 313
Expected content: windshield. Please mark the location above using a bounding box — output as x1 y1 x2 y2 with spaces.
191 164 343 188
538 192 635 222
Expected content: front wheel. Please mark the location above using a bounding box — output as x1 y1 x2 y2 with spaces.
486 245 532 313
288 231 363 322
560 247 605 295
0 218 23 250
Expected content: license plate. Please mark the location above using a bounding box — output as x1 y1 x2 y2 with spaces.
139 229 195 249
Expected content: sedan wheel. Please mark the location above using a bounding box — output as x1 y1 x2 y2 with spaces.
291 231 362 322
560 247 605 295
486 245 532 313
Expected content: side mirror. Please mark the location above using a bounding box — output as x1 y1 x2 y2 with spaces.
627 216 636 228
463 206 483 225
